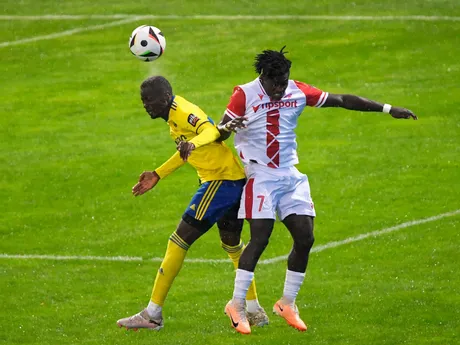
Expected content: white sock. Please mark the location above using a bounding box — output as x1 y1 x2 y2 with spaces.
233 269 254 302
282 269 306 304
146 301 162 318
246 299 261 313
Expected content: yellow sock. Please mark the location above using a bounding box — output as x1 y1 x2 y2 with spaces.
150 231 189 306
221 240 258 301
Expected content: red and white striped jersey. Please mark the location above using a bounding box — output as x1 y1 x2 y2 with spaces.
225 77 328 168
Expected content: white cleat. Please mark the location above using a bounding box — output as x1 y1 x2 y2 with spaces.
117 309 164 331
247 306 270 327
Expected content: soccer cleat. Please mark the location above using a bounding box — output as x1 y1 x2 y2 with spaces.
247 306 269 327
273 300 307 331
116 309 164 331
224 300 251 334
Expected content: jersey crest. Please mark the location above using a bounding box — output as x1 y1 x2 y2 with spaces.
187 113 199 126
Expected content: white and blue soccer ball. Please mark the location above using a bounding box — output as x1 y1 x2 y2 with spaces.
129 25 166 62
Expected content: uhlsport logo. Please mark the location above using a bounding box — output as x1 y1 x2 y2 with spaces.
252 100 298 112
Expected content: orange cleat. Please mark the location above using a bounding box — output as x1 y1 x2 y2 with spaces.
224 300 251 334
273 300 307 331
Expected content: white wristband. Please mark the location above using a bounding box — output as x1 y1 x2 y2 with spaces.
383 104 392 114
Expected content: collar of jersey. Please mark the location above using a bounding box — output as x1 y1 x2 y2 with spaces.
256 77 267 95
165 95 176 121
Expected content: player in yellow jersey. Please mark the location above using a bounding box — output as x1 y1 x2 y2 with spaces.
116 76 268 332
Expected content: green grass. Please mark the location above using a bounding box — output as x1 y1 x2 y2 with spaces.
2 0 460 16
1 1 460 344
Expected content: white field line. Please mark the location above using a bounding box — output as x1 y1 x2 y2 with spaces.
1 209 459 264
261 209 460 264
0 254 144 262
0 14 460 21
0 17 142 48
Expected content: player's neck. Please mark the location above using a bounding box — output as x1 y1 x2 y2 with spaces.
160 95 175 121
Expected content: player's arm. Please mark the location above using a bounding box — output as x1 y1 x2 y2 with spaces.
177 122 221 161
323 94 418 120
217 86 248 141
296 80 417 120
132 152 185 196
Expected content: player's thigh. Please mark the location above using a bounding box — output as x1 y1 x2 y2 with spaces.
277 172 316 221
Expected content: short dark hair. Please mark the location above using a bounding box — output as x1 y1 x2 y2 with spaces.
254 46 291 78
140 76 172 100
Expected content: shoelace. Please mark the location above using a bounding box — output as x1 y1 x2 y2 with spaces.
235 303 248 321
288 304 300 317
130 313 142 321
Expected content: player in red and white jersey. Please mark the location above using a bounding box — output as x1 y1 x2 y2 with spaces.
219 47 417 334
224 75 328 168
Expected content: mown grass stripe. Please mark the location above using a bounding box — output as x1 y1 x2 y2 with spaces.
1 14 460 21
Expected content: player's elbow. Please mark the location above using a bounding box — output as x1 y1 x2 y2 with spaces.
328 94 360 109
341 94 358 108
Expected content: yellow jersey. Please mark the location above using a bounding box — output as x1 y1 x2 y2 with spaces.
157 95 245 183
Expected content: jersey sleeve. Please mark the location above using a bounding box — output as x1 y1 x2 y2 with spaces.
154 152 186 179
294 80 329 108
225 86 246 119
176 107 211 134
189 123 220 149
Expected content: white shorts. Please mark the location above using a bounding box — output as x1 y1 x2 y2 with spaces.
238 163 316 220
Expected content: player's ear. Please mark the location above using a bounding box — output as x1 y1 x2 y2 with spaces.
259 73 265 83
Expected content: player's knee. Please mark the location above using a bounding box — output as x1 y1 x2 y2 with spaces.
294 231 314 251
217 218 243 246
251 234 270 252
176 219 206 246
219 229 241 247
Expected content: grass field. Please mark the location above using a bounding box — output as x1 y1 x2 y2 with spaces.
1 1 460 344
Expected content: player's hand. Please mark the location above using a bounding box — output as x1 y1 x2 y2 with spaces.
390 107 418 120
132 171 160 196
177 141 195 161
219 117 248 133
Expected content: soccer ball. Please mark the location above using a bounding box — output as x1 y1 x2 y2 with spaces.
129 25 166 62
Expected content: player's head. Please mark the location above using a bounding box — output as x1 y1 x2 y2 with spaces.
254 46 292 101
140 76 173 119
